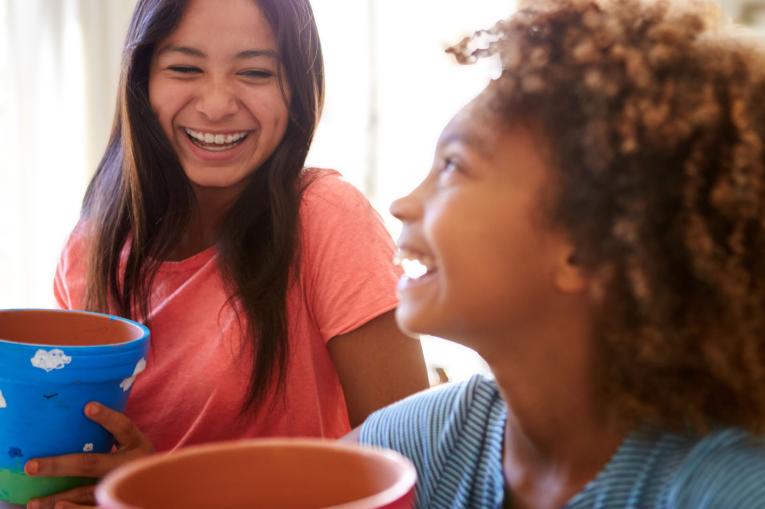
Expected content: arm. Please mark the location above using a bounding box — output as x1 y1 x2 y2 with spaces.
328 310 429 428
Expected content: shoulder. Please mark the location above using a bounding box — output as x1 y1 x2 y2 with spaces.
296 167 394 267
669 428 765 508
57 222 93 277
360 374 502 446
61 221 92 257
54 222 93 309
300 168 373 215
359 375 506 506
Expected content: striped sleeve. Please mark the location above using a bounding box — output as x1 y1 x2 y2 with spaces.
359 381 470 508
359 375 505 509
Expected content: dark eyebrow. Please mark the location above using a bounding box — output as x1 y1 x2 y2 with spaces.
155 45 278 61
155 45 205 58
235 49 279 60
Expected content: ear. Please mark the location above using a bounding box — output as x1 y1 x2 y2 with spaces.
554 246 589 293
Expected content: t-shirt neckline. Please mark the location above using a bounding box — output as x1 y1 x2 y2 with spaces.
157 245 217 273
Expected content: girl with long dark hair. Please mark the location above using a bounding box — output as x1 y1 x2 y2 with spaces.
24 0 428 506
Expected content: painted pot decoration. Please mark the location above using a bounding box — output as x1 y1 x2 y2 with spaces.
97 438 416 509
0 309 149 505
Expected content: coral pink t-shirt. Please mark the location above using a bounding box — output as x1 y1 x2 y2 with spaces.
54 169 401 451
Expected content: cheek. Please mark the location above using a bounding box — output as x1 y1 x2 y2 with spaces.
246 91 290 128
147 76 161 114
148 80 179 130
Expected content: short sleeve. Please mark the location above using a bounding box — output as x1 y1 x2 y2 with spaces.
360 375 506 509
669 429 765 508
360 381 472 508
360 380 460 451
299 169 401 341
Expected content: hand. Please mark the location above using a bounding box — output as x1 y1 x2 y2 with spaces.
23 402 155 509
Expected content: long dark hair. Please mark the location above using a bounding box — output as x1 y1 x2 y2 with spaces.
82 0 324 411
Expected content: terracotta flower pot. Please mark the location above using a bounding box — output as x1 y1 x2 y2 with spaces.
96 438 417 509
0 309 150 505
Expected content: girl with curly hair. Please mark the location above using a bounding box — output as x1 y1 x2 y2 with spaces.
355 1 765 507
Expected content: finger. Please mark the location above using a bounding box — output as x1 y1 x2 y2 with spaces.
84 402 147 450
25 451 112 478
25 483 95 509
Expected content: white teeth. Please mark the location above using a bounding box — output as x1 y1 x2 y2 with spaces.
394 249 435 280
184 128 248 146
402 259 429 279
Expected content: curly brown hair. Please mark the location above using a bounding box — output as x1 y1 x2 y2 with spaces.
448 0 765 433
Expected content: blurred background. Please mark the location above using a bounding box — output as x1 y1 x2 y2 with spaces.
1 0 763 383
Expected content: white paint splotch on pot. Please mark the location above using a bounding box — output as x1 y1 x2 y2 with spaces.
83 443 94 452
0 390 6 408
119 357 146 392
30 349 72 372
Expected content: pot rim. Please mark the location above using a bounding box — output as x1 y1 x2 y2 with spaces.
96 437 417 509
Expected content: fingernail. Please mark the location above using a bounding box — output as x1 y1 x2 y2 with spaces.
25 460 38 475
86 402 100 417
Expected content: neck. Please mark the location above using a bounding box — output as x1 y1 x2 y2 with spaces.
479 300 624 509
168 184 241 260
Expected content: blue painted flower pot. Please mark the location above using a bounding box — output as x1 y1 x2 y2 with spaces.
0 309 149 505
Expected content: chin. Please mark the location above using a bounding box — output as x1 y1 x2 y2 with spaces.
185 173 249 191
395 307 442 339
394 308 421 336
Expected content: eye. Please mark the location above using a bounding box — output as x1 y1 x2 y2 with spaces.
442 158 459 174
167 65 202 75
238 69 276 80
434 157 463 187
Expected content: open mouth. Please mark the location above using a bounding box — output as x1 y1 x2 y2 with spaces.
395 248 437 280
184 128 250 152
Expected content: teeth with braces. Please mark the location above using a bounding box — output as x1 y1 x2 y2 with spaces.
394 249 434 280
184 128 248 145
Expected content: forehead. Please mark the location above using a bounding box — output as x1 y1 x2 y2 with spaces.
438 95 503 155
162 0 276 51
440 92 556 189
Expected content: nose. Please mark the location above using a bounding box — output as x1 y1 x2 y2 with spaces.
390 187 422 223
195 78 238 121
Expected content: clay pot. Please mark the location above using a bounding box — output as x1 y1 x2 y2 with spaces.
0 309 150 505
97 438 416 509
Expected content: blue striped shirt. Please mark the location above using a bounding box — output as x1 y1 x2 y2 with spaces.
359 375 765 508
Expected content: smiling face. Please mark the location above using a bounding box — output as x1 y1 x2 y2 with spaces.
148 0 290 203
391 94 580 346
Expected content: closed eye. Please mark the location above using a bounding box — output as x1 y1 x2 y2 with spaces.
167 65 202 75
239 69 275 79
